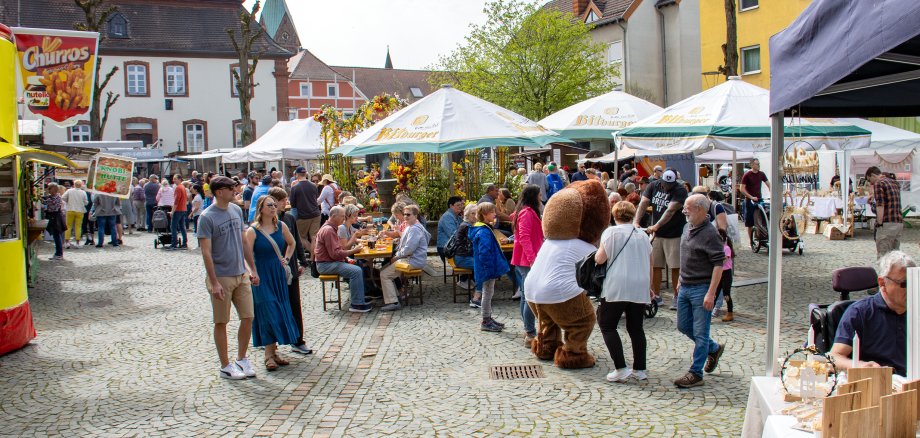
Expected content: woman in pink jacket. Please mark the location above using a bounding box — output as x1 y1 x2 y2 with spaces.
511 185 544 346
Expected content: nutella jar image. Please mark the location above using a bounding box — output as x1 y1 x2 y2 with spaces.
25 76 49 113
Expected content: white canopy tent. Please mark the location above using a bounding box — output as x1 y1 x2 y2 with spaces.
335 85 571 157
222 118 325 163
839 118 920 210
614 77 872 207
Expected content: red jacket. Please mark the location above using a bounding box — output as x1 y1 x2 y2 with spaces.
510 206 543 267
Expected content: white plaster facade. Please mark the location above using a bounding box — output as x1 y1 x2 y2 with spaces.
20 55 280 153
587 0 701 107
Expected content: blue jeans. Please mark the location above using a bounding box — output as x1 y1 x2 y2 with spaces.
51 231 64 256
145 203 157 231
96 215 117 246
454 255 479 290
316 261 367 306
170 210 188 247
676 283 720 377
516 266 536 336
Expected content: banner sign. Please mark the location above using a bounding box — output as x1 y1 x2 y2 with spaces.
12 27 99 126
86 154 133 199
54 160 90 180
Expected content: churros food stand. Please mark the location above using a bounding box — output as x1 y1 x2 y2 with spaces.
0 24 78 355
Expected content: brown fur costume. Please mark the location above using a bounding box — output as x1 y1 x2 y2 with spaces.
529 180 610 369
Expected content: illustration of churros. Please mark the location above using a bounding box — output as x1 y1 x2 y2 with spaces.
39 66 89 111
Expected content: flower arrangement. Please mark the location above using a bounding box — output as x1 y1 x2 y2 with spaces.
388 161 417 195
367 196 381 213
452 161 466 199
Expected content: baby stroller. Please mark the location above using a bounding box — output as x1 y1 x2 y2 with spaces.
151 207 172 248
750 201 804 254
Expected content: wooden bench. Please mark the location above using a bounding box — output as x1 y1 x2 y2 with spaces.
319 274 342 311
395 261 424 306
447 258 474 303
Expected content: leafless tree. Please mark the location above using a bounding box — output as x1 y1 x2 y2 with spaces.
73 0 120 140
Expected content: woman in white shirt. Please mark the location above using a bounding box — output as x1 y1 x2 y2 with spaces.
595 201 653 383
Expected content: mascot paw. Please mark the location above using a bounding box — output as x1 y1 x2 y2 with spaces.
531 338 561 361
554 348 596 369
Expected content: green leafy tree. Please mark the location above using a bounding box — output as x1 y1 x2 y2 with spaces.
430 0 618 120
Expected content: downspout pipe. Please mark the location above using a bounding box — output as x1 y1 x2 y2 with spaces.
656 4 669 106
617 21 628 87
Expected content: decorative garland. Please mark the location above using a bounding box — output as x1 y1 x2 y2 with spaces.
780 345 839 398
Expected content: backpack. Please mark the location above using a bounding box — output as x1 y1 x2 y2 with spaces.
710 201 741 244
443 223 472 259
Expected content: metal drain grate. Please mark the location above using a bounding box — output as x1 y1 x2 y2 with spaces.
489 364 545 380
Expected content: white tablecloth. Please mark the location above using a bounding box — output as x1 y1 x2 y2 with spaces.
762 415 814 438
808 196 844 218
741 376 817 437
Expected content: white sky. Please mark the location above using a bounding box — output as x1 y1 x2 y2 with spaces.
243 0 503 70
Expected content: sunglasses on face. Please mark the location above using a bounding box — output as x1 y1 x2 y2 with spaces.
403 212 414 217
885 276 907 288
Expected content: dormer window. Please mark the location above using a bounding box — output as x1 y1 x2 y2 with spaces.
409 87 423 98
108 13 128 39
585 10 599 23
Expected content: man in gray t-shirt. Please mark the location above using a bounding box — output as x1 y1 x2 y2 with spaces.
197 176 256 380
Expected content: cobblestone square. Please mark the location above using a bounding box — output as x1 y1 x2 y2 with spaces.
2 226 918 436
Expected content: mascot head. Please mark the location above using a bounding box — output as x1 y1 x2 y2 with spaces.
541 180 609 245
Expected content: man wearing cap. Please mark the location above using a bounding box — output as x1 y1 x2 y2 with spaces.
197 176 257 380
247 175 273 223
633 168 689 310
289 167 322 257
740 158 770 248
317 174 340 224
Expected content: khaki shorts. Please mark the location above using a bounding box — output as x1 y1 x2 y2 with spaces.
207 274 254 324
652 237 681 269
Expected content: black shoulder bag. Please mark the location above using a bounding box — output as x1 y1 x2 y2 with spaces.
576 229 635 298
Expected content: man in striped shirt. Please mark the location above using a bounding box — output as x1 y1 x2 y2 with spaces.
867 166 903 258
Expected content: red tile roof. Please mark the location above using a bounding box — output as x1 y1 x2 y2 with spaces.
330 66 435 103
542 0 637 26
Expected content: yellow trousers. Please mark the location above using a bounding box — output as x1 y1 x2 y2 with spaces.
64 210 83 241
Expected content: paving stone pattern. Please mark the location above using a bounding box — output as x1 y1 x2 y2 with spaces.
2 226 918 436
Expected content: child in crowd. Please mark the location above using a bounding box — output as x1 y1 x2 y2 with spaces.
469 202 510 332
715 228 735 322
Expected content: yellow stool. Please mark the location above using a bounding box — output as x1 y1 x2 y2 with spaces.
395 261 424 306
448 258 474 303
319 274 342 311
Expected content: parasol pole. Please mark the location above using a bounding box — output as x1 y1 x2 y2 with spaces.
732 150 737 208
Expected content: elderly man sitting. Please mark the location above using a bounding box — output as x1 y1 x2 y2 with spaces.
379 204 431 312
314 206 371 313
830 250 914 376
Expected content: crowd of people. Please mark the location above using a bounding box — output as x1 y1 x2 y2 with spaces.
40 156 912 387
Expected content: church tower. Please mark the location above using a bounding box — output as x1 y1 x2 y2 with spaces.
260 0 302 53
384 45 393 69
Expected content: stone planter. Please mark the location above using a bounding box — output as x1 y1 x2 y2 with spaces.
376 179 396 214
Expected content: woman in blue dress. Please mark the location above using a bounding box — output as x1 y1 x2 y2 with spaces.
244 196 299 371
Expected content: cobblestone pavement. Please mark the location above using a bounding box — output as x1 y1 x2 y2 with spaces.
3 225 919 437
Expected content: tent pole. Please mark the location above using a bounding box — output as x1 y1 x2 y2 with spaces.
765 114 785 376
731 151 737 208
613 138 619 182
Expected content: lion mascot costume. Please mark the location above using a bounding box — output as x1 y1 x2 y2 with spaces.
524 180 609 369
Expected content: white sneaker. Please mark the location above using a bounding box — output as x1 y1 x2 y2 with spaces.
219 363 246 380
606 367 632 382
511 290 522 299
457 279 472 290
234 358 256 378
633 370 648 381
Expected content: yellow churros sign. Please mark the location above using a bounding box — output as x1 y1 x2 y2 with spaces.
12 27 99 126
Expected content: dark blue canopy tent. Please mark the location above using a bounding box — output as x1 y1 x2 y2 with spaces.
763 0 920 375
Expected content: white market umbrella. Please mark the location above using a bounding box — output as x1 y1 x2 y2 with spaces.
615 77 872 153
223 118 324 163
335 85 572 157
538 90 663 141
